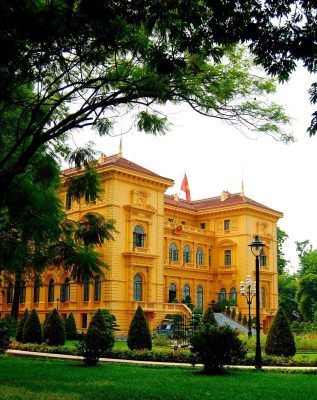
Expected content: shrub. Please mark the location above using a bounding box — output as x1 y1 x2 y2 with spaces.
231 308 236 320
237 311 242 324
219 299 230 312
190 308 202 329
78 309 115 366
242 315 248 326
65 312 78 340
127 306 152 350
265 306 296 357
23 309 42 344
190 324 246 374
201 306 217 326
43 309 65 346
0 319 10 353
101 309 119 332
16 309 29 343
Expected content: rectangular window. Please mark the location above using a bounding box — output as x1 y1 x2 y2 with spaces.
19 286 26 304
83 281 90 302
225 250 231 266
82 313 88 329
260 254 267 267
34 282 40 303
200 223 206 229
224 219 230 231
168 218 174 223
181 221 186 225
60 283 70 302
65 191 72 210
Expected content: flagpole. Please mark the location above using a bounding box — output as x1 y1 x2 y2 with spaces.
172 171 189 223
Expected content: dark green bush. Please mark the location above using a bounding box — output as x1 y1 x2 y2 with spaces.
201 306 217 326
43 309 65 346
265 306 296 357
16 309 29 343
231 308 236 320
190 324 246 374
23 309 42 344
0 319 10 353
242 315 248 326
65 312 78 340
237 311 242 323
127 306 152 350
77 308 115 366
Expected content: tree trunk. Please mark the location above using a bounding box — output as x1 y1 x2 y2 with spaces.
11 272 21 320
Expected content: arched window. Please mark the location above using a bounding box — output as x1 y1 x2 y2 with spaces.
229 287 237 305
261 287 265 307
48 279 55 303
133 225 145 248
83 280 90 302
60 277 70 302
7 283 13 304
169 283 177 303
20 280 26 304
218 288 226 302
182 284 190 301
183 245 191 263
133 274 142 301
169 243 178 262
34 279 40 303
197 286 203 309
196 248 204 265
94 275 101 301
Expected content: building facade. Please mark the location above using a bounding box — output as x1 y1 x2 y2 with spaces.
0 152 282 335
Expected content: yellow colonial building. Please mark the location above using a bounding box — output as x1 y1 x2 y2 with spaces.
0 150 282 335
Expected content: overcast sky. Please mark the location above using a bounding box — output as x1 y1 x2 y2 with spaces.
69 66 317 272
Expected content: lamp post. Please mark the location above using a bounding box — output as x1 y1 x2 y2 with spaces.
248 235 266 370
240 275 256 338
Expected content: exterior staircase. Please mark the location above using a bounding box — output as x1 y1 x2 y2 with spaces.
214 313 256 335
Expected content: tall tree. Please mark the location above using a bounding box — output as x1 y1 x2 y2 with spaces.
0 1 297 206
277 227 289 275
278 273 298 321
295 241 317 321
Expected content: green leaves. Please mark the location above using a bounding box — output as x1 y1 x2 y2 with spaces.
136 111 169 135
66 164 102 203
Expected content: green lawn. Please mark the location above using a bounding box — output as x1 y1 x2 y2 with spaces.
0 356 317 400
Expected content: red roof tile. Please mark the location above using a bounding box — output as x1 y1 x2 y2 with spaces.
62 154 173 183
164 193 282 214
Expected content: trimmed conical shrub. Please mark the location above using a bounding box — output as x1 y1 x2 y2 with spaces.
65 312 78 340
43 308 65 346
89 308 107 331
201 306 217 326
127 306 152 350
78 308 115 366
265 306 296 357
16 309 29 343
23 309 42 344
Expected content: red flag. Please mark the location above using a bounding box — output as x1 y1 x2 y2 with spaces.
181 174 191 202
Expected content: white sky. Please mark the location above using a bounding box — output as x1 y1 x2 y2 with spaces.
69 66 317 272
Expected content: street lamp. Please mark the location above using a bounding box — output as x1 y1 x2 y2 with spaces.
240 275 256 338
248 235 266 370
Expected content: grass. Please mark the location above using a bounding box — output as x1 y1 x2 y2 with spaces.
1 356 317 400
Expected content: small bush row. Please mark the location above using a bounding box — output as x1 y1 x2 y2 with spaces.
9 340 317 367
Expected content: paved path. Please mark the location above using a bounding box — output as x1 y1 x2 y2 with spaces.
215 313 256 335
6 349 317 371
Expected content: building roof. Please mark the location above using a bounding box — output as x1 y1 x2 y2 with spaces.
62 154 173 183
164 192 282 215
